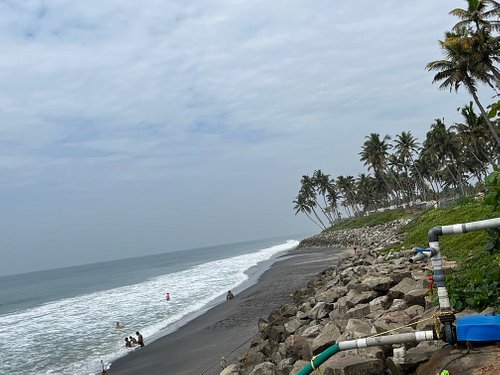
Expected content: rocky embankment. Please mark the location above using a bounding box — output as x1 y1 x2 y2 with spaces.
296 218 413 250
220 221 497 375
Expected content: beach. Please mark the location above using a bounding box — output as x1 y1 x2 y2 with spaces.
108 246 349 375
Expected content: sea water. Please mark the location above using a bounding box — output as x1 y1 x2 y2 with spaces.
0 236 301 375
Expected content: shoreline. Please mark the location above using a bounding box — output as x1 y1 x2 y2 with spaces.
108 246 350 375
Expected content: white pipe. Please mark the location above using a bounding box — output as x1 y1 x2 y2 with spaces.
440 218 500 235
337 330 435 351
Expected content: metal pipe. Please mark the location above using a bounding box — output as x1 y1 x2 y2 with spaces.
297 331 435 375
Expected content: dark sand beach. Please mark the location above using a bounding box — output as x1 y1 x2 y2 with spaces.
108 246 350 375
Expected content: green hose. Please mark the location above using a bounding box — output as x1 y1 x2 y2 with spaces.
296 343 340 375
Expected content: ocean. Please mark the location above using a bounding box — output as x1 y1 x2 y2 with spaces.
0 235 302 375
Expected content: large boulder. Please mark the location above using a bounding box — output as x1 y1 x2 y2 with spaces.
362 275 393 292
248 362 277 375
284 334 311 361
338 290 378 308
308 302 332 320
220 364 242 375
322 356 385 375
311 321 341 354
239 347 266 369
388 277 420 299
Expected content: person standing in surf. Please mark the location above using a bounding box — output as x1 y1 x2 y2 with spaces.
165 292 170 301
136 331 144 347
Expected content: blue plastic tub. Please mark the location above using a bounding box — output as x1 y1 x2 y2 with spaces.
456 314 500 342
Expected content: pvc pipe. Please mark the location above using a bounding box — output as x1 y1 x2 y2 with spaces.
440 218 500 235
338 330 435 350
296 331 435 375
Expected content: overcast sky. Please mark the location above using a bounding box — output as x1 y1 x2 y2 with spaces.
0 0 493 276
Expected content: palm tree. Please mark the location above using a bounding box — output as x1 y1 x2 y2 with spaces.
450 0 500 31
393 131 426 201
422 119 467 194
336 175 360 217
312 169 336 225
359 133 395 204
356 173 380 212
293 193 325 230
453 102 496 168
427 32 500 147
299 174 328 229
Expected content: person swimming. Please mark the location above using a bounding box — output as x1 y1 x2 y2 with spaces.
115 322 125 329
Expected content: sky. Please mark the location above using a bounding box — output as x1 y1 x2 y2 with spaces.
0 0 494 276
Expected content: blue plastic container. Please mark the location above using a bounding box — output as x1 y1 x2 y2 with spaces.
456 314 500 342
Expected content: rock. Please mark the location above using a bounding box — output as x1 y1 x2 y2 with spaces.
388 298 407 311
239 347 266 369
481 307 496 314
308 302 332 320
404 305 424 318
369 295 392 311
362 275 393 292
345 303 371 319
311 321 341 354
276 358 294 375
269 325 286 343
388 277 420 299
248 362 277 375
284 319 302 334
284 334 311 361
220 364 242 375
339 290 378 308
379 310 411 325
322 356 385 375
280 304 298 318
346 280 372 291
301 324 322 338
345 318 376 335
404 289 427 306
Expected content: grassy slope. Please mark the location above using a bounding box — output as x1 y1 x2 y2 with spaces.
328 203 499 311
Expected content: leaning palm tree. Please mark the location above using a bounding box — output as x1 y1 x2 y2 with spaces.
312 169 336 225
293 193 326 230
299 175 328 229
427 32 500 147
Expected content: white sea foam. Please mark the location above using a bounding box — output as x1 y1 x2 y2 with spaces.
0 239 298 375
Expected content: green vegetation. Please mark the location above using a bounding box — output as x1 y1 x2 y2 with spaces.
396 203 496 260
390 198 499 312
325 209 413 232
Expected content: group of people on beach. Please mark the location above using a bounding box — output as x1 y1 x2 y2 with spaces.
124 331 144 348
115 322 144 348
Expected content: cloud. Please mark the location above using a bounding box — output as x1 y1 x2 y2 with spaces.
0 0 491 275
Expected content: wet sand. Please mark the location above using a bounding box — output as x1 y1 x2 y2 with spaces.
108 246 349 375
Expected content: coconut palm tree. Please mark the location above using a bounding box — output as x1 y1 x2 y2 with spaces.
422 119 467 194
453 102 496 169
312 169 336 225
293 193 325 230
393 131 426 201
356 173 380 212
427 32 500 147
450 0 500 32
298 174 328 229
359 133 395 204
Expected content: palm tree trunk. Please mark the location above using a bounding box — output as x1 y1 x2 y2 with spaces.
304 211 327 231
471 90 500 148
